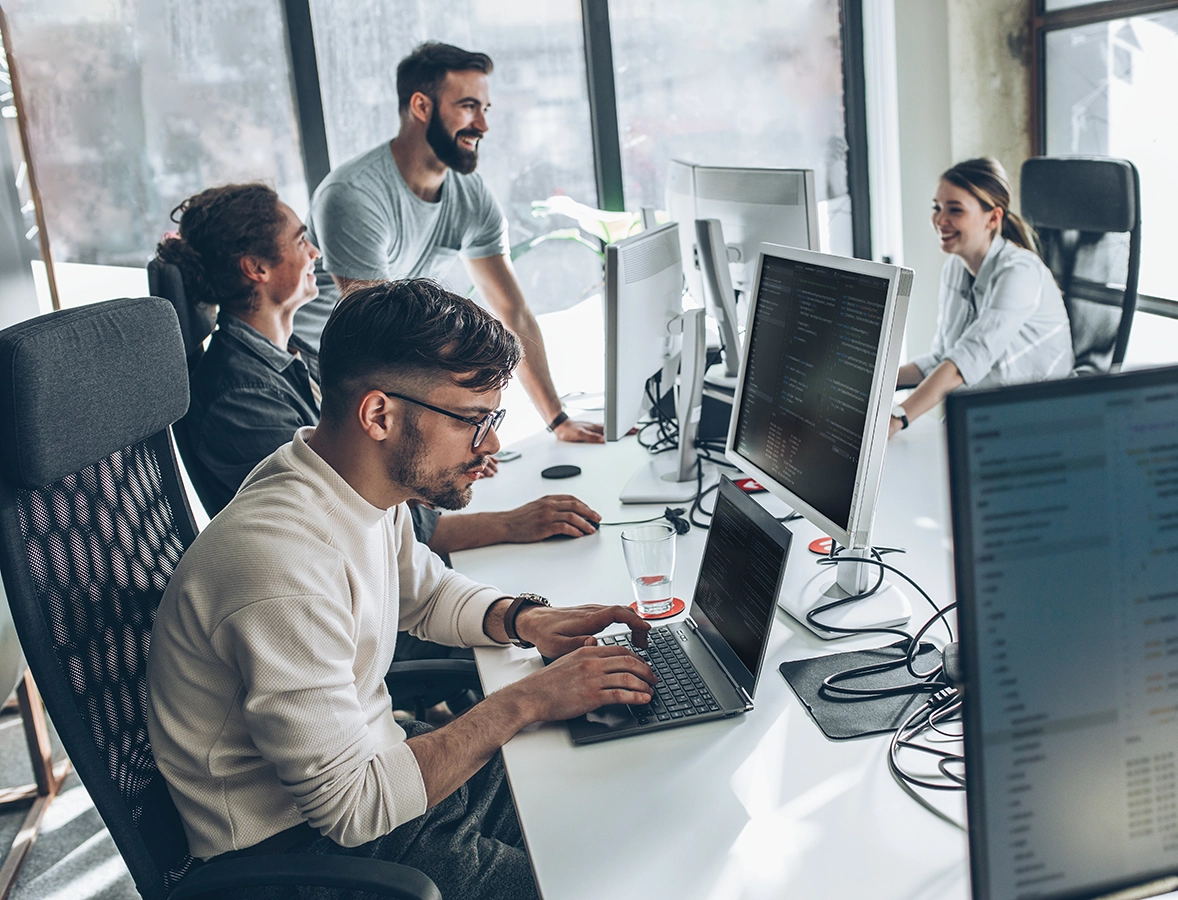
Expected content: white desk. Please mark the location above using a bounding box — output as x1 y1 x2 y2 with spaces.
452 419 968 900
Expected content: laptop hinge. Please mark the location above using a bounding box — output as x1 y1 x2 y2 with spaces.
685 617 754 710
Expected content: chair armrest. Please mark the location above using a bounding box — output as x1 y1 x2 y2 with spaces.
169 854 440 900
384 659 480 695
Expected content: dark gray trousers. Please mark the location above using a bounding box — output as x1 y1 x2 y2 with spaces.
223 722 539 900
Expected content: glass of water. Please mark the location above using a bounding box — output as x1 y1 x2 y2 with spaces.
621 523 676 617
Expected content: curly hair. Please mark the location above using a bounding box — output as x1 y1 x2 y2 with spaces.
318 279 522 421
155 184 285 314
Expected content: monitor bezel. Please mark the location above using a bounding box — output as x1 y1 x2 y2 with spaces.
947 364 1178 900
723 243 910 549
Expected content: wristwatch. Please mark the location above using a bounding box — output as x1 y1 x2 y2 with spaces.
891 404 909 430
504 593 551 648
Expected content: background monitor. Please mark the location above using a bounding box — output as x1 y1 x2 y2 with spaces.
667 162 821 383
604 222 684 443
725 243 913 636
946 365 1178 900
604 222 719 503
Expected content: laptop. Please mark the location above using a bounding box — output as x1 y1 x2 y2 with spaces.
947 365 1178 900
565 475 792 744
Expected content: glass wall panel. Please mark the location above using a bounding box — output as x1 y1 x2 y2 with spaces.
3 0 307 267
1045 11 1178 301
309 0 601 314
610 0 853 256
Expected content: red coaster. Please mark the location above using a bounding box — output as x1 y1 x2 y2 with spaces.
629 597 686 620
808 536 834 555
734 477 766 493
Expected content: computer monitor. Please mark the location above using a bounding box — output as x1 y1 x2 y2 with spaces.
604 222 719 503
725 243 913 637
946 365 1178 900
667 161 821 388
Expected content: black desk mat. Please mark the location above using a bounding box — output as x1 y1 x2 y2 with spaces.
779 640 945 740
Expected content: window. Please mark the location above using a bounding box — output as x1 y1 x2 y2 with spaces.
1037 1 1178 312
308 0 602 315
4 0 307 267
610 0 854 255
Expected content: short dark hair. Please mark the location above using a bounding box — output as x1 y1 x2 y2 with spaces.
396 42 493 111
318 279 522 421
156 184 285 314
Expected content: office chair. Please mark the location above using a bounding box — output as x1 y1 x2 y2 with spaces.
1020 156 1141 375
0 298 445 900
146 256 223 516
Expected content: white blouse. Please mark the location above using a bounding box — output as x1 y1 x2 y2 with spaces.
910 235 1074 388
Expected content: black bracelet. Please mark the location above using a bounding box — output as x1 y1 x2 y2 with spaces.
547 410 569 432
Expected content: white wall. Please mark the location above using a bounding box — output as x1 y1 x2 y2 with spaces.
887 0 1034 359
892 0 953 358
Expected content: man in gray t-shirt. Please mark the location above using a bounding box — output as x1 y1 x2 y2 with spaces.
294 41 603 444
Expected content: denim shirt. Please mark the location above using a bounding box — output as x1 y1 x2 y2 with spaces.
181 313 441 546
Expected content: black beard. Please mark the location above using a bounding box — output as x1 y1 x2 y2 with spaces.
426 106 480 175
387 414 483 510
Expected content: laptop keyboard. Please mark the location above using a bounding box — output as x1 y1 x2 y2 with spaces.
598 629 721 725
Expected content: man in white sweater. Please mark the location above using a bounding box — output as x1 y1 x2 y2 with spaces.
146 279 656 900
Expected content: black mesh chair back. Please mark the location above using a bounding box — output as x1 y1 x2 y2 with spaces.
0 299 442 900
0 298 198 899
1020 156 1141 375
146 256 220 516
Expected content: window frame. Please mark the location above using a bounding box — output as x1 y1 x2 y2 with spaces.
279 0 873 260
1032 0 1178 318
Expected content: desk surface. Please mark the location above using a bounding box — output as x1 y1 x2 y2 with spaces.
453 420 967 900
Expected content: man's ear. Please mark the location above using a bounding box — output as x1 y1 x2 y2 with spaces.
240 255 268 285
408 90 433 126
356 390 398 442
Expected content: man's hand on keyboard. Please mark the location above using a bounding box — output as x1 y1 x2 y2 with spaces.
515 603 651 658
504 645 657 721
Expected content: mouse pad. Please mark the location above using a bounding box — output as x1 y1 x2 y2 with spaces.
779 640 945 740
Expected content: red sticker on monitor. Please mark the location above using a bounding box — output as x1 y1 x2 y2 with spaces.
734 477 766 493
808 536 834 555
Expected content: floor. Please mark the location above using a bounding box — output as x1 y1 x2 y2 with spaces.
0 706 136 900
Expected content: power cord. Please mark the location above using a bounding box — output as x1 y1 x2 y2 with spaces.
598 507 692 535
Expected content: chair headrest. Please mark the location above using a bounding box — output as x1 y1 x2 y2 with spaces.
1020 157 1139 234
147 257 216 359
0 297 189 488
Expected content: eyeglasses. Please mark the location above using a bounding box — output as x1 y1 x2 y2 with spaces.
382 391 506 450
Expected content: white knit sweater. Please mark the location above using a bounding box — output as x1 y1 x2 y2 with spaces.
146 427 505 859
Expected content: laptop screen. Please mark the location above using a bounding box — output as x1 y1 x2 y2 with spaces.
947 366 1178 900
690 477 792 697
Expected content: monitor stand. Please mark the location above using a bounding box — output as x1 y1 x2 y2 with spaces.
621 308 721 504
703 362 738 393
780 547 912 640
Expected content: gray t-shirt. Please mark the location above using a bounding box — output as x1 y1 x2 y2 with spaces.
293 141 510 349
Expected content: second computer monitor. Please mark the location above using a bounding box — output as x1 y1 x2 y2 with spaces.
604 222 684 442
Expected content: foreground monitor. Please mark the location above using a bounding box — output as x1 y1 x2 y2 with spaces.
725 244 913 637
947 365 1178 900
667 161 820 388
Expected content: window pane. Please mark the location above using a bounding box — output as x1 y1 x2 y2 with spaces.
1044 0 1111 12
309 0 601 315
610 0 853 256
4 0 307 266
1044 12 1178 301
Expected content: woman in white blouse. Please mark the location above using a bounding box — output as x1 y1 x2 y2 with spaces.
889 157 1073 437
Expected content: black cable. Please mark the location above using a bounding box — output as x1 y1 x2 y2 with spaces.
887 690 967 830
